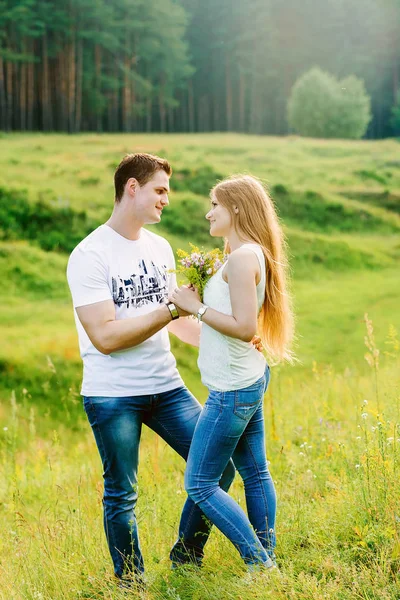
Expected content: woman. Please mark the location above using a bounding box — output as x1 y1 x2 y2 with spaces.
169 175 294 570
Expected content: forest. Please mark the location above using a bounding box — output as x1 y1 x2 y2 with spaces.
0 0 399 137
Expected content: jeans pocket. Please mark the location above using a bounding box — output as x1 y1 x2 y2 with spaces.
233 379 264 421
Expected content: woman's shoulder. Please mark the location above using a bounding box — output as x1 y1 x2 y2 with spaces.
227 245 261 272
229 244 262 260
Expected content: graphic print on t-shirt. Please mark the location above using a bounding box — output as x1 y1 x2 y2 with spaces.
112 259 168 308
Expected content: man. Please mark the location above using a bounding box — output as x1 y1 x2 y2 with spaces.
67 154 238 579
67 153 260 584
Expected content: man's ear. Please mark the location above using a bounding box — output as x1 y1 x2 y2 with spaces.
126 177 137 196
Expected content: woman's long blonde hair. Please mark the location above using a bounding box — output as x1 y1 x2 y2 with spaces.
212 175 294 363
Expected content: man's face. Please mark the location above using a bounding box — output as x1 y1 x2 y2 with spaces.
133 170 170 224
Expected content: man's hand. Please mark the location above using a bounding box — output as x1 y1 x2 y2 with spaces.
251 335 264 353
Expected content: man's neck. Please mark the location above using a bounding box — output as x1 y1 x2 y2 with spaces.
105 209 143 241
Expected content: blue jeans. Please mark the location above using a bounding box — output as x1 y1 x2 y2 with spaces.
183 366 276 566
83 386 235 577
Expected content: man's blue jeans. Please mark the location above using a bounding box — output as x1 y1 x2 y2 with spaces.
83 386 235 577
183 367 277 566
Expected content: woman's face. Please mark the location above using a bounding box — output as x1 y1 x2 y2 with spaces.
206 195 233 237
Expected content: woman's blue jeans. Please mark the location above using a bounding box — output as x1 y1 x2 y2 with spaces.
183 367 277 566
83 386 235 578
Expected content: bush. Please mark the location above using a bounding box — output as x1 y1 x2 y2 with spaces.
271 183 289 195
0 185 216 253
287 67 371 139
0 187 99 253
342 190 400 216
354 169 387 185
172 165 222 196
272 186 398 234
160 196 211 243
288 232 386 277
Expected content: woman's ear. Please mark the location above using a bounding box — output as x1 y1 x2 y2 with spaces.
233 206 239 214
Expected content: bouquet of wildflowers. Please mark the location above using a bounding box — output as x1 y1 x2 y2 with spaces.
172 244 226 301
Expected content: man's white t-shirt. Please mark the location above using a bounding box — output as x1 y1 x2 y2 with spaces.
66 224 184 397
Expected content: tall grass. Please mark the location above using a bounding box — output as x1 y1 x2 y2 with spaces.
0 320 399 599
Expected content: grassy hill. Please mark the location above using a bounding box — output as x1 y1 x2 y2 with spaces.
0 133 399 599
0 133 399 400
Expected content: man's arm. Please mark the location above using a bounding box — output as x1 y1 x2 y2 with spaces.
168 314 264 352
76 300 175 355
168 317 201 347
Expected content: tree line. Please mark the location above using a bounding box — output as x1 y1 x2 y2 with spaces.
0 0 399 137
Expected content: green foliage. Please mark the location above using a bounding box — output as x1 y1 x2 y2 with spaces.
0 0 193 131
331 75 372 139
159 195 211 244
355 169 387 185
1 0 399 137
271 186 398 234
287 68 371 139
391 89 400 135
288 232 387 278
343 190 400 216
288 68 338 138
79 176 100 186
271 183 288 195
172 165 223 196
0 186 99 253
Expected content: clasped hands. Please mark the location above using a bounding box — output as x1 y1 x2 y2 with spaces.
169 284 264 353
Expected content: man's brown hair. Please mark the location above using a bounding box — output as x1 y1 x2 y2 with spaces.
114 153 172 202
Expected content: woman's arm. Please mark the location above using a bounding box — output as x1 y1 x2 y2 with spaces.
169 249 260 343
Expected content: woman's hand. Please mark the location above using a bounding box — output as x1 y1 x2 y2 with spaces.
169 285 202 316
251 335 264 353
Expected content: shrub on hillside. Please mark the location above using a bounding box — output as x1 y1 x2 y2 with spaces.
287 68 371 139
342 190 400 216
172 165 222 196
160 196 211 243
0 186 218 253
288 232 386 277
355 169 387 185
271 185 398 234
0 187 98 253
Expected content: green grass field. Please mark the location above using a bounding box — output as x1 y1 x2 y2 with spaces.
0 133 399 599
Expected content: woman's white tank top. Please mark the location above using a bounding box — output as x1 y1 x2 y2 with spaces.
197 243 267 391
